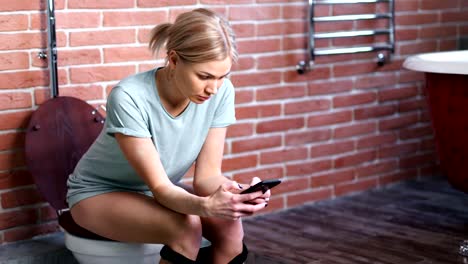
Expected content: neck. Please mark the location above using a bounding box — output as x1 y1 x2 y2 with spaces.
156 67 190 116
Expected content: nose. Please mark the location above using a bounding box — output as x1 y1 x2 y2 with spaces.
206 80 219 95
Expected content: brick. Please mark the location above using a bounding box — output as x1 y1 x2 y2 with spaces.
332 3 375 15
420 25 458 39
234 90 254 104
395 0 419 12
400 153 436 169
40 206 58 221
399 71 424 83
232 23 255 38
396 13 439 26
256 85 306 101
311 169 355 187
283 36 306 51
283 21 306 35
0 132 25 151
0 92 32 111
103 11 167 27
4 222 60 243
379 169 418 186
0 0 42 11
311 141 355 158
354 105 396 120
232 57 255 71
256 22 284 37
276 178 310 197
0 170 33 190
232 135 282 153
0 32 44 50
260 147 308 165
233 166 284 184
355 160 398 178
0 52 29 71
285 99 330 115
307 111 352 128
334 150 376 168
333 62 377 77
283 4 307 19
315 21 353 33
58 49 101 66
421 0 459 10
1 187 43 209
70 29 135 47
355 73 398 90
229 6 280 21
0 14 28 31
333 92 376 108
70 65 135 84
334 178 378 196
399 98 427 114
287 160 332 176
378 142 419 159
257 53 304 69
398 41 439 56
237 39 281 54
284 67 331 83
0 70 47 89
287 188 332 208
0 151 25 171
227 123 254 138
395 29 419 41
285 129 331 146
257 117 304 133
357 133 397 149
441 10 468 23
0 209 37 230
69 0 134 9
231 72 282 88
55 11 100 29
399 125 434 140
137 0 196 7
379 86 419 102
222 154 257 172
236 104 281 120
308 80 353 96
379 113 419 131
0 111 32 130
334 122 376 139
104 46 153 63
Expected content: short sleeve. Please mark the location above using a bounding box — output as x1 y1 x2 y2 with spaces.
105 86 151 138
211 79 236 128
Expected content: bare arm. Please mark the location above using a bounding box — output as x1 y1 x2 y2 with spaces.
115 133 209 216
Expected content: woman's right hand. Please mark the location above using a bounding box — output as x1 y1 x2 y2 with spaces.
204 181 267 220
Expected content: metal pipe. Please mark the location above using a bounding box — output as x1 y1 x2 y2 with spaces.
314 44 393 55
315 0 390 4
46 0 59 98
313 13 391 22
314 29 390 39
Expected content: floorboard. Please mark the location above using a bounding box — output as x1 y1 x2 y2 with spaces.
243 176 468 264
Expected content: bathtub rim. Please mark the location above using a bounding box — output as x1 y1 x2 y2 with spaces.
403 50 468 75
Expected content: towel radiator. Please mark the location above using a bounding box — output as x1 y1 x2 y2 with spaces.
296 0 395 74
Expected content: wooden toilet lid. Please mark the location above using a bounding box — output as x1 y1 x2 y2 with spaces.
25 97 104 211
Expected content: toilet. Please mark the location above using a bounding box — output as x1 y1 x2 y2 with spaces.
24 97 162 263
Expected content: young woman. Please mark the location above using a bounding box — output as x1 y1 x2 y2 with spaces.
67 8 271 264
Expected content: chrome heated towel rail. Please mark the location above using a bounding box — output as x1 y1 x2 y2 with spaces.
296 0 395 74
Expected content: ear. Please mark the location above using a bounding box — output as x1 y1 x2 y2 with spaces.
167 50 178 69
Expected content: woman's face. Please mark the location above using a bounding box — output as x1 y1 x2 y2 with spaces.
170 52 232 104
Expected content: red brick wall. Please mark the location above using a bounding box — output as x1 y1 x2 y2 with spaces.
0 0 467 244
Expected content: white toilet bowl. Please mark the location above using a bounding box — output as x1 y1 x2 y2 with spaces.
61 227 162 264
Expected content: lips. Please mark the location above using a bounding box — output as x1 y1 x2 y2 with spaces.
198 96 210 101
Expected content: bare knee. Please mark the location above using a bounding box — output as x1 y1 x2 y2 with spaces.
168 214 202 256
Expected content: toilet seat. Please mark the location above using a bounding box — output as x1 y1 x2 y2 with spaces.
24 96 109 240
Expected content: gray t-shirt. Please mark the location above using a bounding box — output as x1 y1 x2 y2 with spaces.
66 68 236 208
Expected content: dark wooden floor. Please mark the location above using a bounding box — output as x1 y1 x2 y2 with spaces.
243 176 468 264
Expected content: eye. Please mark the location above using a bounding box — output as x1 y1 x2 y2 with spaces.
197 74 211 80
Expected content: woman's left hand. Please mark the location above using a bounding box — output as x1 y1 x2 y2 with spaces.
243 177 271 206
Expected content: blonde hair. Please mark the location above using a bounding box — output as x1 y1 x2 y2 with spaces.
149 8 238 64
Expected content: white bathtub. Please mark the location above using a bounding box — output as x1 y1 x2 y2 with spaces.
403 50 468 75
403 50 468 193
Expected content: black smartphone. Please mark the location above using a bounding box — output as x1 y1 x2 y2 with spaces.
240 179 282 194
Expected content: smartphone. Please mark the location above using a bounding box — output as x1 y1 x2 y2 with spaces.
240 179 282 194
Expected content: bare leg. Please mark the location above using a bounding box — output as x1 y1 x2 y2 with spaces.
70 192 202 261
201 217 244 264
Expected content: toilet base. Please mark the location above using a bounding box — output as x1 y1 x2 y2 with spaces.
62 227 162 264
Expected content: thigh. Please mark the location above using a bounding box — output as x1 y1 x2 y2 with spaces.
70 191 197 244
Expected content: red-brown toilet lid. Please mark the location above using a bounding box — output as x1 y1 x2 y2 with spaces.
25 97 104 210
